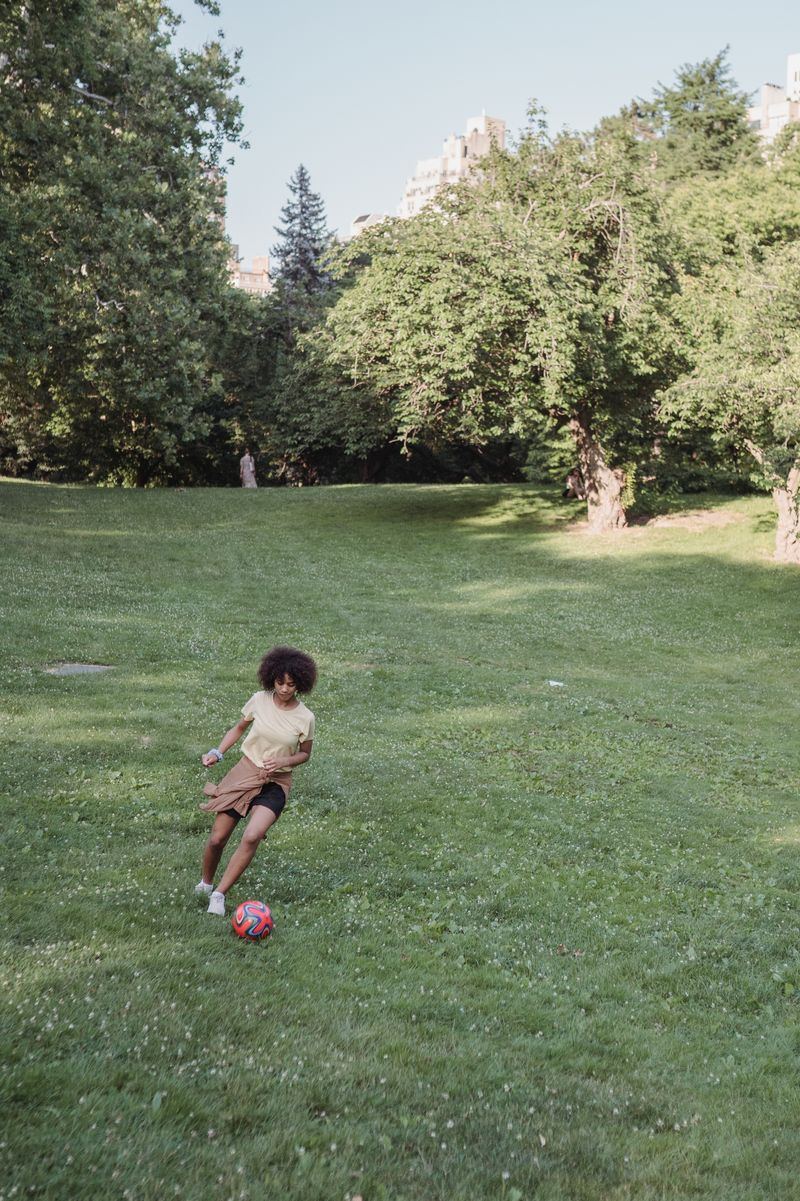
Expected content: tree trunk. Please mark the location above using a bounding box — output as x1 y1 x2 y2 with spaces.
569 414 627 532
359 446 389 482
773 461 800 564
743 440 800 565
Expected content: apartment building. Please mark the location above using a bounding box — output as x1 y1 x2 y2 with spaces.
748 52 800 144
228 248 272 297
397 114 506 219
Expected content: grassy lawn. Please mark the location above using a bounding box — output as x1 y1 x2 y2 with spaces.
1 479 799 1201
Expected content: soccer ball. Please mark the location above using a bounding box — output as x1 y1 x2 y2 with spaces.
232 900 274 941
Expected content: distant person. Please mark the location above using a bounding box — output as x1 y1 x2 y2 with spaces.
239 448 257 488
564 467 587 500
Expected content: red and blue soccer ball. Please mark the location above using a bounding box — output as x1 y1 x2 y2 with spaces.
232 900 274 942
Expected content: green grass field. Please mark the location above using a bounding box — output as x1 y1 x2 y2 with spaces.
2 479 799 1201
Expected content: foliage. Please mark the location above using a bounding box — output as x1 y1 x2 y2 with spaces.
207 287 278 463
264 325 532 486
659 132 800 558
665 132 800 269
1 29 798 504
0 0 245 484
522 418 576 485
640 49 759 182
662 243 800 558
270 163 335 339
253 327 394 483
324 118 684 525
256 165 344 481
3 480 800 1199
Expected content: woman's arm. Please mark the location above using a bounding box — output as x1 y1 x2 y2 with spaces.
201 717 252 767
261 739 313 774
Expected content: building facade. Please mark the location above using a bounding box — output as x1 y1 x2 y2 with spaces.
748 53 800 144
397 114 506 219
349 212 388 238
228 248 272 297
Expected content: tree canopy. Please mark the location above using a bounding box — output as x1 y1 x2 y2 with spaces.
323 118 682 528
641 49 758 181
3 25 800 561
661 133 800 561
0 0 246 484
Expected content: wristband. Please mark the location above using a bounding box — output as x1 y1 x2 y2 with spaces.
208 748 223 763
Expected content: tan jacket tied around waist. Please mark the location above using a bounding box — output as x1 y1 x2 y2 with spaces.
200 754 292 818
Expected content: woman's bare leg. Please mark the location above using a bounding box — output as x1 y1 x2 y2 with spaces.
202 812 239 885
216 806 278 895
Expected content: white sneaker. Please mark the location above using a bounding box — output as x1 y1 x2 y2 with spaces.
194 881 213 896
207 891 226 916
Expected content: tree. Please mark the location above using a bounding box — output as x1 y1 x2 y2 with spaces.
259 331 395 484
641 49 759 182
195 286 281 484
665 128 800 268
659 129 800 561
325 117 682 530
662 244 800 561
270 164 334 338
597 50 759 185
259 165 340 481
660 129 800 561
0 0 245 484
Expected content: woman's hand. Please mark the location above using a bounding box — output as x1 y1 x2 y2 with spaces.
262 743 311 773
200 718 252 769
261 756 286 774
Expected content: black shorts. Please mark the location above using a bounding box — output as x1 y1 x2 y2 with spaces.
223 782 286 822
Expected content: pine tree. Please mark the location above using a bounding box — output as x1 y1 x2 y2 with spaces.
270 165 333 333
644 49 758 181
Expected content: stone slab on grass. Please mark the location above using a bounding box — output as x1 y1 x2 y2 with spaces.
45 663 114 676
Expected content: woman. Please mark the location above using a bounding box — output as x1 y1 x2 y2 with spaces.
196 646 317 915
239 448 257 488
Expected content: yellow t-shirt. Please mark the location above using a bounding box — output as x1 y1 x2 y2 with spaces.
240 690 315 772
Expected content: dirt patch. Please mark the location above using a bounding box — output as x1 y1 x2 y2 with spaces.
643 510 742 531
567 509 742 535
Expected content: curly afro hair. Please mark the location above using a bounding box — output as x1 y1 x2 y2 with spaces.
258 646 317 694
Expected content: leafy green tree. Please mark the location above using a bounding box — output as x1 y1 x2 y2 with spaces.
325 118 682 529
188 285 281 485
660 134 800 560
662 244 800 561
0 0 244 484
656 125 800 557
258 331 394 483
665 127 800 268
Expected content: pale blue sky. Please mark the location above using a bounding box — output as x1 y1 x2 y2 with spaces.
169 0 798 263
